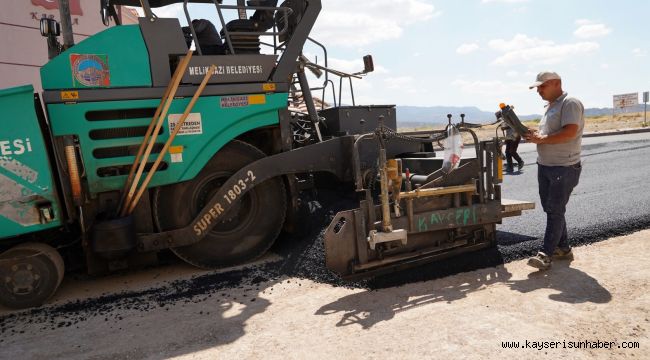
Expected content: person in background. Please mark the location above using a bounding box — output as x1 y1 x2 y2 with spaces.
524 71 584 270
502 122 524 173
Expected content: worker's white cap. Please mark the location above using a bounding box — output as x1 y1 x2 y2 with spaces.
529 71 561 89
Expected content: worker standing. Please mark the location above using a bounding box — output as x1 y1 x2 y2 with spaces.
502 122 524 173
524 71 584 270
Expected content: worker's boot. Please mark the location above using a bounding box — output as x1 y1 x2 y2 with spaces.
552 247 573 260
505 158 514 173
527 251 551 270
517 160 524 171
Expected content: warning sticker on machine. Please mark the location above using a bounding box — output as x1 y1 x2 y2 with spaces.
167 113 203 135
220 96 249 108
60 91 79 101
169 145 184 163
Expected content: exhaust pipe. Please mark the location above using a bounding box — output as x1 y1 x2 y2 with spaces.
58 0 75 50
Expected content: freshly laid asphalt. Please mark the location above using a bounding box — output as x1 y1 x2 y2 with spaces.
499 130 650 250
1 131 649 332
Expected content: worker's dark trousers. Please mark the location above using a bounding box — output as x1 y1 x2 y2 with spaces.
538 163 582 256
505 139 523 169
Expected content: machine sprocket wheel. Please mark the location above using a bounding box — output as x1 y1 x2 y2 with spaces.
0 242 65 309
154 140 287 269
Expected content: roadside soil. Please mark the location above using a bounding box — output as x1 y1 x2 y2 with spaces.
1 230 647 359
400 111 650 142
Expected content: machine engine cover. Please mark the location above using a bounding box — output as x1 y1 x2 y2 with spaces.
319 105 397 136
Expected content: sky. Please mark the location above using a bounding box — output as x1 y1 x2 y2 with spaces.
145 0 649 115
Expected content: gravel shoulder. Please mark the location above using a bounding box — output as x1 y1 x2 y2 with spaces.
1 230 648 360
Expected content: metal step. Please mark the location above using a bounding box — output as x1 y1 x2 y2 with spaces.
501 198 535 217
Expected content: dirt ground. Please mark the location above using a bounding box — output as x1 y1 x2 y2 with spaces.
401 111 650 142
1 230 648 360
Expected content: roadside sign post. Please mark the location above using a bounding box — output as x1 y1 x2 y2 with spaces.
613 93 639 119
643 91 650 127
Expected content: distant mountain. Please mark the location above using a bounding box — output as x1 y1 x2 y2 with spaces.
396 105 541 127
396 104 647 127
583 104 646 117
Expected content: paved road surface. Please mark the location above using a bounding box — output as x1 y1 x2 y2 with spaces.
498 132 650 256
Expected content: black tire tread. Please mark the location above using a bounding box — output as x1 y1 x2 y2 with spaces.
154 140 287 269
0 242 65 309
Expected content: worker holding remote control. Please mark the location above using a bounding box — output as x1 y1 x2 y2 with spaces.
524 71 585 270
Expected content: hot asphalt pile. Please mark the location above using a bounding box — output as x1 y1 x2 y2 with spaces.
1 189 649 336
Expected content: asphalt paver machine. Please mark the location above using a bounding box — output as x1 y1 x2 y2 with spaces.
0 0 533 308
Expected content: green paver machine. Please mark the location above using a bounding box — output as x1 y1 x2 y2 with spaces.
0 0 533 308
